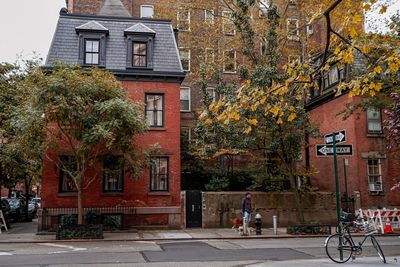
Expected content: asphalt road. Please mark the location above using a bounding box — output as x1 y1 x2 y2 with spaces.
0 237 398 266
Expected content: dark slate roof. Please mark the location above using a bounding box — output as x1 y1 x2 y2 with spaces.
45 13 184 76
99 0 131 17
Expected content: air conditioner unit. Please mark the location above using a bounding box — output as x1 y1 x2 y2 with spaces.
369 183 382 192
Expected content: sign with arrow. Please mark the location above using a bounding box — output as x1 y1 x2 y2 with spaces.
324 130 346 144
316 144 353 157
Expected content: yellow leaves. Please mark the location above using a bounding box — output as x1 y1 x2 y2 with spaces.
270 106 280 116
379 6 387 14
250 104 258 111
353 14 362 24
259 96 267 105
362 46 371 54
363 3 371 12
363 77 369 83
334 46 341 55
229 112 240 121
204 118 212 125
373 66 382 74
287 113 297 122
389 62 399 73
349 27 357 38
244 126 252 134
375 83 382 91
342 49 354 64
248 118 258 126
276 118 283 125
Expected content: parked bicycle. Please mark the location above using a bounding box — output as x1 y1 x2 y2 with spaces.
325 211 386 264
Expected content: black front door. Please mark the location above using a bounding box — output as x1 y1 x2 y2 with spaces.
185 190 202 228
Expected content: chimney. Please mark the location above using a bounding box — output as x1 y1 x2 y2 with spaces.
66 0 74 13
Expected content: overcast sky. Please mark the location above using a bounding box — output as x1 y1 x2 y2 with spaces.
0 0 398 64
0 0 66 64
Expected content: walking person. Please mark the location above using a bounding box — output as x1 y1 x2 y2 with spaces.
242 192 252 236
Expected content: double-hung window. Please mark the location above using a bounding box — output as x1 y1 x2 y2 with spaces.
206 87 216 102
140 5 154 18
180 87 190 112
177 9 190 31
179 48 190 72
204 9 214 24
103 156 124 192
84 39 100 65
287 19 299 40
145 94 164 127
59 156 77 193
150 157 169 191
223 50 237 73
367 108 382 134
222 11 235 35
132 42 147 67
367 159 383 192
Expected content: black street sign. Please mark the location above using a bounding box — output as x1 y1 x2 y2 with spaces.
324 130 346 144
316 144 353 156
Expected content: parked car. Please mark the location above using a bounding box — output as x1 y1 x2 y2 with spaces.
7 198 36 221
30 197 41 209
0 198 11 228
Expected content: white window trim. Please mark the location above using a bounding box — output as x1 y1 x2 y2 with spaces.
179 47 191 72
205 48 215 64
367 159 383 192
223 50 237 73
140 5 154 18
204 9 214 24
206 87 216 102
287 19 299 40
306 24 314 35
181 127 191 142
177 9 191 32
180 87 191 112
222 11 236 36
288 55 301 64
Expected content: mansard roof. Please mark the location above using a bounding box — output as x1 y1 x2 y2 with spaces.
45 13 184 79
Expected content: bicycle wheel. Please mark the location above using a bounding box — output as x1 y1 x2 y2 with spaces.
371 236 386 263
325 233 353 263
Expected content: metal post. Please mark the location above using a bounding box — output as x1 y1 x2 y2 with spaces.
273 215 277 235
333 134 343 260
343 159 349 212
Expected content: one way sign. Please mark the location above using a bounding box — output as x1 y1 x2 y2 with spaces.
324 130 346 144
316 144 353 157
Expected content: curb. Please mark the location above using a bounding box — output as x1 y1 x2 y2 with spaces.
0 232 398 244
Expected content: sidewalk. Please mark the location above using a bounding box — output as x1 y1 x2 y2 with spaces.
0 220 398 243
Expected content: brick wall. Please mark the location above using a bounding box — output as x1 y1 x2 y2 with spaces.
201 191 337 228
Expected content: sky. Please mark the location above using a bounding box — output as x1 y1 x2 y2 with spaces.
0 0 399 64
0 0 66 64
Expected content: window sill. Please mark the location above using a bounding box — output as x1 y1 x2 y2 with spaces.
149 127 167 131
369 191 384 196
367 133 384 138
58 192 78 197
180 110 191 113
148 191 170 196
223 71 237 74
101 192 124 197
126 66 153 71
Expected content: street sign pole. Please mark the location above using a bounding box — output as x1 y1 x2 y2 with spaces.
333 134 343 260
343 159 349 212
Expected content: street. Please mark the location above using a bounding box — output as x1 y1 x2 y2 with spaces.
0 236 399 266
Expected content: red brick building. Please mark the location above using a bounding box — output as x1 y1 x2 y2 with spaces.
39 4 185 230
305 56 400 209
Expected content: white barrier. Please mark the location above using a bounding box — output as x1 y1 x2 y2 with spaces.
359 208 400 233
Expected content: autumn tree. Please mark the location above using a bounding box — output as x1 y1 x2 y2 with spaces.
15 64 151 224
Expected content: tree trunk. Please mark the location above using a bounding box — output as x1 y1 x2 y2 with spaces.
77 184 83 225
287 163 304 223
24 177 32 222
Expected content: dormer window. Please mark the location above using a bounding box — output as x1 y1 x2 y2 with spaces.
124 23 156 70
84 39 100 65
133 42 147 67
75 21 109 67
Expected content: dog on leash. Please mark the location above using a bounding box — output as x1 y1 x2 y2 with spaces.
231 217 243 229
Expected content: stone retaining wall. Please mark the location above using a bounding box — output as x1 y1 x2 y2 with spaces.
202 191 337 228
